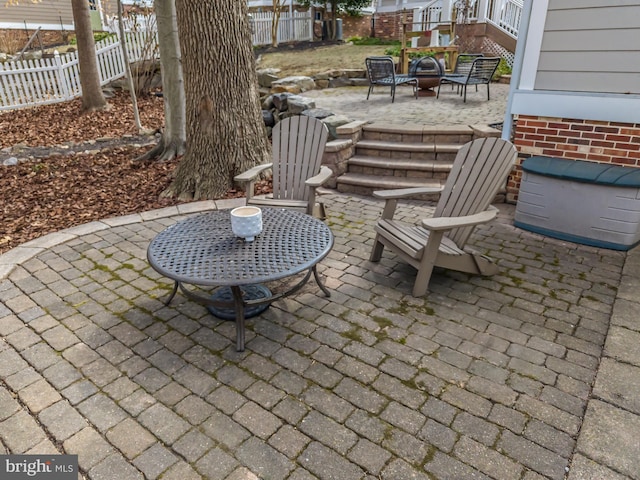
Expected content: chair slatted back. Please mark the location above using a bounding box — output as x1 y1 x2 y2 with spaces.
365 56 396 84
453 53 484 76
434 137 517 247
466 57 501 85
271 115 329 202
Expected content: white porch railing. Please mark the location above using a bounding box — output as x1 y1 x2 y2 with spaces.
414 0 522 39
483 0 523 37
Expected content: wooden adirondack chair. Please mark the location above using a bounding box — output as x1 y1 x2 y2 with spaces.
369 137 517 296
235 115 331 217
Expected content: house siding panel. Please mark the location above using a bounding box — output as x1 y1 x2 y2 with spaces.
536 1 640 94
1 0 75 29
535 72 640 95
541 29 639 52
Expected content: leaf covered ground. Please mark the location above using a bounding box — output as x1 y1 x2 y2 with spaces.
0 92 183 255
0 42 382 255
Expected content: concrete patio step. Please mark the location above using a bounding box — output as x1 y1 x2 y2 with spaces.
336 172 443 197
347 155 454 180
355 140 461 162
332 122 501 196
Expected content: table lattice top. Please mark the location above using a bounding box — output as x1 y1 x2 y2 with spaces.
147 208 334 286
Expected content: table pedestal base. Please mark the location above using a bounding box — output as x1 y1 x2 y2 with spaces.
207 285 271 320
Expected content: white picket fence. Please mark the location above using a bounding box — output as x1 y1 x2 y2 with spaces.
0 30 156 111
250 11 313 46
0 10 312 111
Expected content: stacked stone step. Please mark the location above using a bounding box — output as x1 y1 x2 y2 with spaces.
336 124 477 197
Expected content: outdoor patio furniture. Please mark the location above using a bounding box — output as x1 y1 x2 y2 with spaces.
447 53 484 92
365 56 419 103
408 55 444 96
437 56 501 102
369 137 517 296
147 208 334 351
234 115 331 218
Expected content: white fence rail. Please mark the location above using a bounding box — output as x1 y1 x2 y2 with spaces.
250 11 313 46
415 0 522 40
0 30 156 111
485 0 523 38
0 10 312 111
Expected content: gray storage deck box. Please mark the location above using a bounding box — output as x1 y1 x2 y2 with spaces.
515 156 640 251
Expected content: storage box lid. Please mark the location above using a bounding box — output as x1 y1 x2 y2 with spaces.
522 156 640 186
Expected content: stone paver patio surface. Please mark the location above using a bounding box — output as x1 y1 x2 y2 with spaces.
2 190 640 480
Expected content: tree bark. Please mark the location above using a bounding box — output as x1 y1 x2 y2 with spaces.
71 0 107 112
139 0 186 162
117 0 143 133
271 0 282 47
168 0 270 200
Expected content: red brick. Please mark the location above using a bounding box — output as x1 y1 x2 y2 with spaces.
542 149 565 157
620 128 640 136
615 142 640 150
548 122 571 129
526 120 549 128
590 140 615 148
596 127 623 134
581 132 606 140
612 157 637 166
558 130 582 138
557 144 578 152
606 134 632 142
571 124 594 132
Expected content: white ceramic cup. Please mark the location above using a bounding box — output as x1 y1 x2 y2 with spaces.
230 206 263 242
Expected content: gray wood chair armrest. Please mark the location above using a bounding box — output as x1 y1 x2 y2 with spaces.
374 186 444 220
305 166 332 188
234 163 273 202
373 186 444 200
421 206 498 231
234 163 274 182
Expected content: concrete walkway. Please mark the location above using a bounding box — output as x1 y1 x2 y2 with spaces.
1 188 640 479
303 83 511 126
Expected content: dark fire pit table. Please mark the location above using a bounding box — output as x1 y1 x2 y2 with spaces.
147 208 334 351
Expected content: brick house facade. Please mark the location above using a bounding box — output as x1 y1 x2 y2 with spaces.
371 11 411 41
507 117 640 203
505 2 640 205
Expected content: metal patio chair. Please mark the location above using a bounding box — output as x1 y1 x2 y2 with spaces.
365 56 418 103
437 56 501 102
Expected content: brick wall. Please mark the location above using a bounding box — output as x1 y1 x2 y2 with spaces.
507 115 640 202
373 12 411 41
342 14 373 39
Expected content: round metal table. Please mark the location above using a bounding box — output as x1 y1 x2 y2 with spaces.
147 208 334 351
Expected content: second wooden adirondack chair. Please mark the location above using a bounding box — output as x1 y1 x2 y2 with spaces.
235 115 331 217
369 137 517 296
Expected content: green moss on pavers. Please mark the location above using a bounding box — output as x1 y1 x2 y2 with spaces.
388 300 434 317
341 328 362 342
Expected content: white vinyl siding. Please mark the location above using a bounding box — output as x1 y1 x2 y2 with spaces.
535 1 640 94
1 0 75 30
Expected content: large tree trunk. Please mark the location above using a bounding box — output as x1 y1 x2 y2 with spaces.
71 0 107 112
139 0 186 162
168 0 270 200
